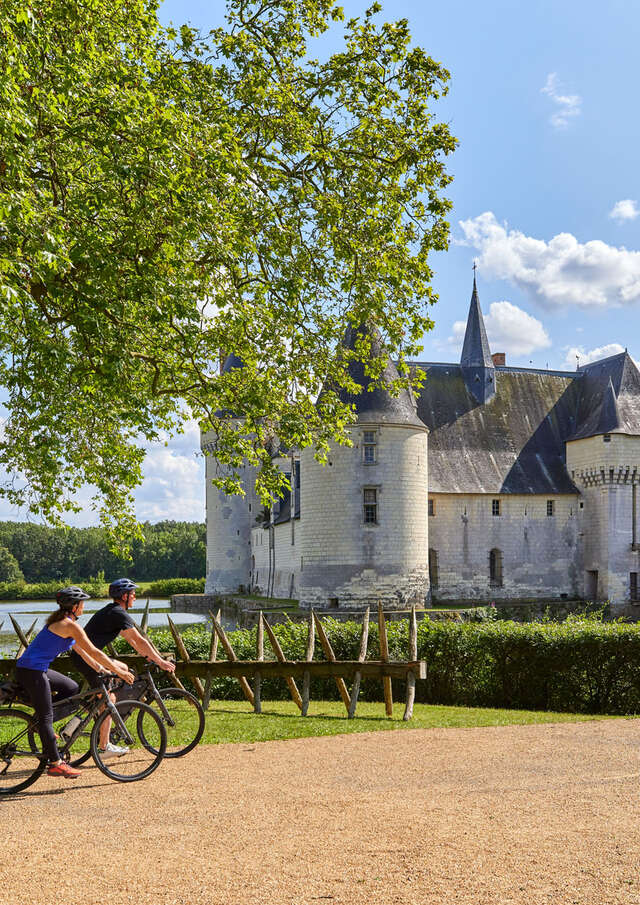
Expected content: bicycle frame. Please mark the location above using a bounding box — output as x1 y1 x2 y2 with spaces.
138 668 177 729
56 678 138 753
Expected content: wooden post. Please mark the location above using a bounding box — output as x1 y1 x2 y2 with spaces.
261 615 303 710
403 606 418 721
313 612 351 713
9 614 31 655
348 607 370 719
167 616 206 700
15 617 37 658
378 601 393 717
202 608 221 710
301 610 315 717
209 611 255 707
140 599 151 634
253 611 264 714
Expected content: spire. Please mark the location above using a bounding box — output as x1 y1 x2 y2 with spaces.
461 272 493 369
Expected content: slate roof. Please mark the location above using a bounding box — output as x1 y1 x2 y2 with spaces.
569 351 640 440
336 323 425 429
461 276 493 368
414 363 581 494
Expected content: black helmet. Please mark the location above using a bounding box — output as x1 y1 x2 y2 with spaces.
108 578 138 599
56 586 90 608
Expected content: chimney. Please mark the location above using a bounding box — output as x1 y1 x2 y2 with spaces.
492 352 506 367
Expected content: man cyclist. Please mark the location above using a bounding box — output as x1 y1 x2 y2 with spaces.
69 578 175 756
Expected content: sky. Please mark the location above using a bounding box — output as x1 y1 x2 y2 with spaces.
4 0 640 527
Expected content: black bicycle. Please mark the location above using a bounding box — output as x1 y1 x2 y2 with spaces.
68 662 205 767
0 674 167 794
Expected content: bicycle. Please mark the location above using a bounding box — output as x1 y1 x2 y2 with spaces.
68 661 205 766
0 673 167 794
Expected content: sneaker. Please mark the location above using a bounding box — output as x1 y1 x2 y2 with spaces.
47 762 81 779
98 742 129 758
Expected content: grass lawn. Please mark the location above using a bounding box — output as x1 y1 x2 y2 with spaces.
197 699 622 746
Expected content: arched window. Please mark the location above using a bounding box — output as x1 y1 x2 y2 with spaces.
428 548 439 589
489 549 503 587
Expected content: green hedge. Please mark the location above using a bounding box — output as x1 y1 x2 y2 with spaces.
0 576 107 600
144 578 205 597
113 613 640 715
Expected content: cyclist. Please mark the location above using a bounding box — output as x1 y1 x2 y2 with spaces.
69 578 175 755
15 586 135 780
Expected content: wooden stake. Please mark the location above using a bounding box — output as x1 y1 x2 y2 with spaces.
209 611 255 706
313 612 350 713
378 601 393 717
167 615 205 700
140 599 151 634
202 608 221 710
16 618 37 658
301 610 315 717
261 615 303 710
403 606 418 721
9 614 31 655
348 607 370 719
253 611 264 713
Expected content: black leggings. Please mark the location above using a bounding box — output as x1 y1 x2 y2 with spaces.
16 667 79 763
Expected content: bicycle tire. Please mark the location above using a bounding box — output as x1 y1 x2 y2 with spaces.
90 700 166 782
141 688 205 758
0 707 45 795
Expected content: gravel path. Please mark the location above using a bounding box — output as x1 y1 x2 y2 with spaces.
2 719 640 905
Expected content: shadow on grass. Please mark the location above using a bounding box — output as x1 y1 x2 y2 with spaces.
209 706 397 724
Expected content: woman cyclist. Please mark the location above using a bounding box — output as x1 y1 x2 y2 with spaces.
15 586 134 779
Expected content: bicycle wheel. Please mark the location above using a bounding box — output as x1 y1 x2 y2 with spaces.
0 708 45 794
90 700 166 782
141 688 205 757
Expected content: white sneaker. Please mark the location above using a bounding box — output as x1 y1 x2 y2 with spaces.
99 742 129 758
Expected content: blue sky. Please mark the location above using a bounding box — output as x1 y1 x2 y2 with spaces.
5 0 640 526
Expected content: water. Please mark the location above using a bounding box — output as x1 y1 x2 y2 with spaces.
0 598 207 656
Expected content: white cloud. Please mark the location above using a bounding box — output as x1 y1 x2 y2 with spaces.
562 343 639 370
541 72 582 128
609 199 639 223
449 301 551 358
459 211 640 309
133 420 204 522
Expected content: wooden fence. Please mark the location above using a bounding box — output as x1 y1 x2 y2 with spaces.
0 603 425 721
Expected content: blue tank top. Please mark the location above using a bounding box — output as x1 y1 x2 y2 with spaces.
16 626 76 672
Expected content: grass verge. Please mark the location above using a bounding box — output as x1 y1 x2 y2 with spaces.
197 700 620 746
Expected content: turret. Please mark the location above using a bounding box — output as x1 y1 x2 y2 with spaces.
298 323 430 609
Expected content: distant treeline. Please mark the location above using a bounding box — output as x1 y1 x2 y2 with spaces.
0 521 205 583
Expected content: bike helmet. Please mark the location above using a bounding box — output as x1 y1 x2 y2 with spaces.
108 577 138 599
56 586 91 607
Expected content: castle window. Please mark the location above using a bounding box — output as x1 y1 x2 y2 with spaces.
363 488 378 524
429 549 439 589
546 500 555 517
631 573 639 603
489 549 503 587
363 430 377 464
492 499 501 517
428 499 435 517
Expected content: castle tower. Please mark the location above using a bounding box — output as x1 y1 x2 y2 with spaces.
566 352 640 611
297 324 430 610
201 354 258 595
460 274 496 403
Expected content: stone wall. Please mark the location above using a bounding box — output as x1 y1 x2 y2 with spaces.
428 491 582 601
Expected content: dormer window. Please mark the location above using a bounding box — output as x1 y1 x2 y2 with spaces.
363 430 377 464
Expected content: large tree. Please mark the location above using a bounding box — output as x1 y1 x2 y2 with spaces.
0 0 455 548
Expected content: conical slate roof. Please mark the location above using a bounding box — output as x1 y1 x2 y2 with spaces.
221 353 244 374
570 351 640 440
336 323 425 428
460 275 493 368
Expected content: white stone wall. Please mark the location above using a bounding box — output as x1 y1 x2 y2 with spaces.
297 423 430 609
427 492 582 600
567 434 640 612
251 520 299 599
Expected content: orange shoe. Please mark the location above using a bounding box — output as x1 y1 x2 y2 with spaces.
47 762 81 779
